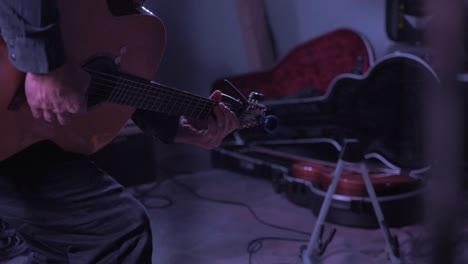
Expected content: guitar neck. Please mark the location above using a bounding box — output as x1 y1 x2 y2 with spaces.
89 71 218 119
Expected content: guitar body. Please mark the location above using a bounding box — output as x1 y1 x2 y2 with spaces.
238 146 419 197
0 0 165 161
291 161 417 197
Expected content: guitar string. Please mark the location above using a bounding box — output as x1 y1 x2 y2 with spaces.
83 67 249 113
86 82 254 127
84 70 245 114
90 77 217 117
87 82 237 116
86 80 243 114
86 68 225 107
88 84 212 118
87 69 220 117
87 80 243 112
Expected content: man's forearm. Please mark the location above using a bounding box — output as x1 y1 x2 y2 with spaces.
0 0 66 73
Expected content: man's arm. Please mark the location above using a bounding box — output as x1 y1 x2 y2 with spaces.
132 90 239 149
0 0 66 73
0 0 86 125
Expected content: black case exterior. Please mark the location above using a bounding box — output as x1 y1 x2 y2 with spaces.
212 52 439 228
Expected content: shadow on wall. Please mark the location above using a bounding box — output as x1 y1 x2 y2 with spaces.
140 0 256 172
265 0 394 60
144 0 251 96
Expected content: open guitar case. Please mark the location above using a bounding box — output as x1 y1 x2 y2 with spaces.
210 26 438 229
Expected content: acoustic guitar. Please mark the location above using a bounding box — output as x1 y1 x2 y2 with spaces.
0 0 276 161
291 161 418 197
246 147 418 197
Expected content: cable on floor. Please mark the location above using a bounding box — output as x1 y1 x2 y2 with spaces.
131 168 318 262
131 177 174 209
168 175 316 263
169 176 311 236
247 236 309 264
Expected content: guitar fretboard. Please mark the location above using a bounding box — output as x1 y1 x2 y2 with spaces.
89 72 217 119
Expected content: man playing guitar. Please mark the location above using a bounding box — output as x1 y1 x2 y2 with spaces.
0 0 239 263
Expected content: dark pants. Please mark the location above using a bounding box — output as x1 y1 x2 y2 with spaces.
0 142 153 263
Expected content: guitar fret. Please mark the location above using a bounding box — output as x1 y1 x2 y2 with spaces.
128 78 140 106
169 90 179 114
173 97 183 116
197 103 205 118
123 78 133 105
108 77 122 103
121 78 130 105
189 99 199 119
179 94 194 116
157 90 170 113
133 80 142 108
201 99 209 119
149 84 161 112
128 78 138 107
142 82 153 110
114 77 126 104
186 97 197 117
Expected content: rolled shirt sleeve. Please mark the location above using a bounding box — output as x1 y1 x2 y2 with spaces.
0 0 66 73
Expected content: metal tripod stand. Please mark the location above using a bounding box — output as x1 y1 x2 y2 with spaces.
301 139 401 264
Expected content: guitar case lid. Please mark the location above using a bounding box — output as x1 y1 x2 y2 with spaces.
220 52 440 172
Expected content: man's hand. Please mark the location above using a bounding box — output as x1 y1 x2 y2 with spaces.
173 90 239 149
25 63 87 125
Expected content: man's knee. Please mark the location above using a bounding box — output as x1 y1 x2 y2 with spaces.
131 202 153 245
80 196 153 264
118 195 153 241
118 195 153 252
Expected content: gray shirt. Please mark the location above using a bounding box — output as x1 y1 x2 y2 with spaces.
0 0 65 73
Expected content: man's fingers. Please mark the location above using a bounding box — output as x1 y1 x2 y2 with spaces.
207 115 218 136
213 105 227 130
218 103 239 132
56 113 71 126
30 106 73 125
209 90 222 102
42 110 55 123
225 110 239 131
68 99 87 114
30 107 42 119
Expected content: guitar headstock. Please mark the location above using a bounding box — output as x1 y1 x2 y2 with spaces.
220 80 278 134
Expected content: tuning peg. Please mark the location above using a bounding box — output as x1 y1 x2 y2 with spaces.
249 92 264 102
258 115 278 134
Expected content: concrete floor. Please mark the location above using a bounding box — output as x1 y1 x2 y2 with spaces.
126 167 468 264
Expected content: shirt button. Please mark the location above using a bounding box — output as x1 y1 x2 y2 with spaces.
10 53 15 60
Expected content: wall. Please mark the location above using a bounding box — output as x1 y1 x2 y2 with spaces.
145 0 395 93
145 0 252 95
265 0 395 61
139 0 255 173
